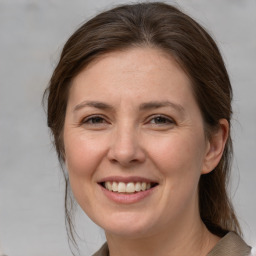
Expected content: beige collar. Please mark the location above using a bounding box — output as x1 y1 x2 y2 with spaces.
93 232 251 256
207 231 251 256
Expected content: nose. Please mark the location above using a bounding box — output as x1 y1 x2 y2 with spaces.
107 124 146 167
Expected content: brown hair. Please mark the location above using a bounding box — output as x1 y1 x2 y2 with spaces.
44 1 241 249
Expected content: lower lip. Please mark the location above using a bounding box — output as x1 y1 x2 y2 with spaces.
100 185 157 204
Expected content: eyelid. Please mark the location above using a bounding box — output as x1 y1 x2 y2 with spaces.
146 114 176 125
81 114 109 124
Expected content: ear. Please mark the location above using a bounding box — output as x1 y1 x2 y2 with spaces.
202 119 229 174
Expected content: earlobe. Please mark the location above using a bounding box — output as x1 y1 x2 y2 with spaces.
202 119 229 174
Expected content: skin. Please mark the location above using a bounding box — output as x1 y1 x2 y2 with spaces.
63 47 228 256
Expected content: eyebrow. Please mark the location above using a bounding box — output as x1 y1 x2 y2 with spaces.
139 101 185 114
73 101 114 112
73 100 185 114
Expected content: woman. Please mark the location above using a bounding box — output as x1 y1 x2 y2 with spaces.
44 2 252 256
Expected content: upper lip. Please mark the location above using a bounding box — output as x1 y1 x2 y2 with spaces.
97 176 159 184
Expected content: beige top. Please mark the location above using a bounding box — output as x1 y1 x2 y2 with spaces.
92 232 251 256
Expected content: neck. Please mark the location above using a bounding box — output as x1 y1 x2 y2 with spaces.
106 218 220 256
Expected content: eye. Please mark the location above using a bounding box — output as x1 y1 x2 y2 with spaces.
147 115 175 126
84 116 105 124
81 115 109 128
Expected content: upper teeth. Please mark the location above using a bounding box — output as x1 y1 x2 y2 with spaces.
104 181 152 193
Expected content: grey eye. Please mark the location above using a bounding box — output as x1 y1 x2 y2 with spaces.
83 115 106 125
150 116 173 124
87 116 105 124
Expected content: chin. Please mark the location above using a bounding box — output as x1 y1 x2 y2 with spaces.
95 212 158 239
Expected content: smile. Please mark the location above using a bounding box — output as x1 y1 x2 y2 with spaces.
102 181 157 193
98 178 159 204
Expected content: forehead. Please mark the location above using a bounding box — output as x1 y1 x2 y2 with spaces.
69 47 194 103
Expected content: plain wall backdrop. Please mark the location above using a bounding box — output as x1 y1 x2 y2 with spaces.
0 0 255 255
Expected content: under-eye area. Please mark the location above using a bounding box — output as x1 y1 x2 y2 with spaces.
99 181 159 193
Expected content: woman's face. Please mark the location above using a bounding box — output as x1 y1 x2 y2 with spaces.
63 47 212 238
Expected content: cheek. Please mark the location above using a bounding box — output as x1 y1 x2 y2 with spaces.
63 132 108 211
64 132 106 177
152 133 206 211
146 132 206 181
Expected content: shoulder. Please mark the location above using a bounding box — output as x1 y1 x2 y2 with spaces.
207 231 252 256
92 234 254 256
92 242 109 256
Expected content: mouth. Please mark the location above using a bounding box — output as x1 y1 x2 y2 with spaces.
99 181 158 194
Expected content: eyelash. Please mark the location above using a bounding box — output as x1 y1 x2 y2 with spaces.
147 115 175 126
80 114 175 127
81 115 108 125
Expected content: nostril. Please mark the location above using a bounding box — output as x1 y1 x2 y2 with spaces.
107 140 146 166
110 158 118 164
109 157 140 166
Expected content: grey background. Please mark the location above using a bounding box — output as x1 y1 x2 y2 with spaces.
0 0 255 255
